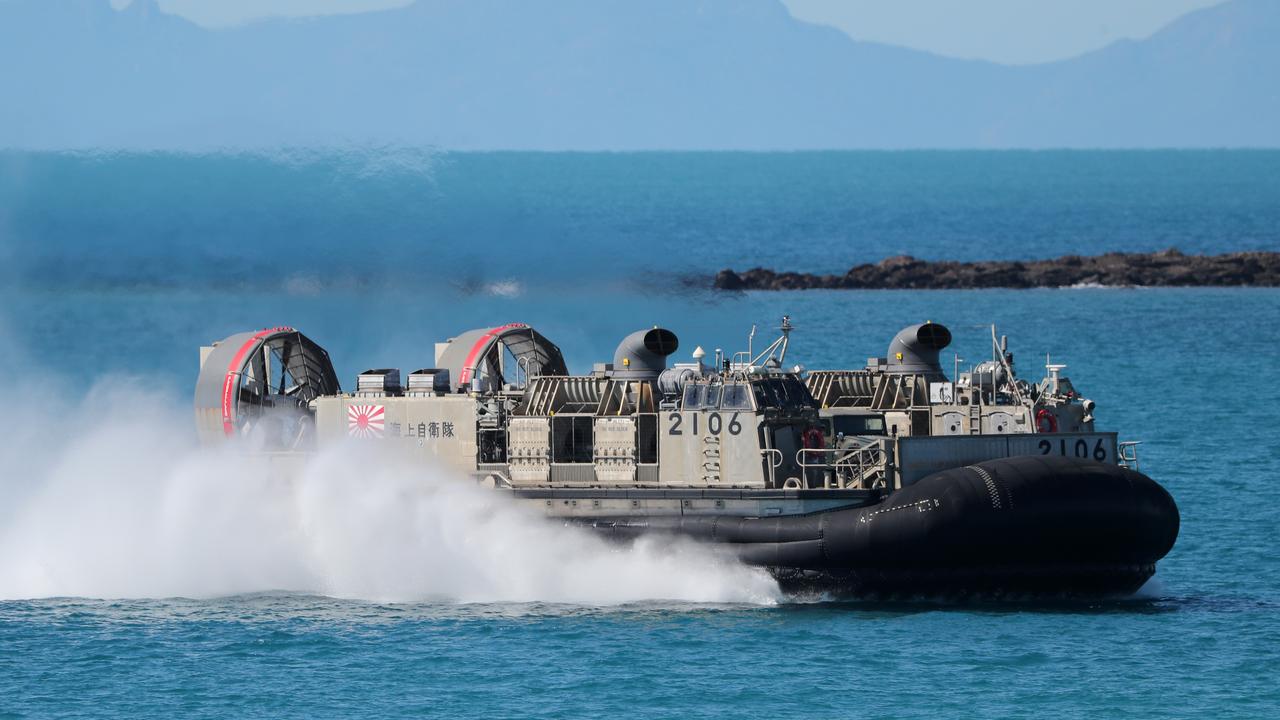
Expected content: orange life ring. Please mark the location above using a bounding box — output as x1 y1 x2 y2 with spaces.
1036 408 1059 434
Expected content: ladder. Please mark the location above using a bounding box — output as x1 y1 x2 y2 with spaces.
834 441 887 489
701 434 721 484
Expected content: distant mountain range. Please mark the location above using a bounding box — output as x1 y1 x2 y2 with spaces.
1 0 1276 150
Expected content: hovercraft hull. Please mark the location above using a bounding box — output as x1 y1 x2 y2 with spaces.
580 455 1179 597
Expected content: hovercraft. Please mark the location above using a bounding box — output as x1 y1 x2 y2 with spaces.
193 319 1179 596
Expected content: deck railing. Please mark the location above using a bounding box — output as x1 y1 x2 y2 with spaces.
796 441 886 489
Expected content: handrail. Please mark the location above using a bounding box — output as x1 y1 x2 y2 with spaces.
795 443 885 489
1118 440 1142 470
760 448 783 488
516 356 530 389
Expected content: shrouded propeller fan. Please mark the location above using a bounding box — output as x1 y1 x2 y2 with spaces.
194 327 341 449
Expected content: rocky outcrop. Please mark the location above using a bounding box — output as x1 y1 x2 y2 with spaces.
713 250 1280 291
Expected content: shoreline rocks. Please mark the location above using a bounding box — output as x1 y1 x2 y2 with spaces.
713 249 1280 291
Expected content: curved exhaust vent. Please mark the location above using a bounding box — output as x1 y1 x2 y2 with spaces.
915 322 952 350
886 322 951 377
643 328 679 355
613 327 679 380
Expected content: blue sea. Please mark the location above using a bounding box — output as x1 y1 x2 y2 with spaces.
1 150 1278 718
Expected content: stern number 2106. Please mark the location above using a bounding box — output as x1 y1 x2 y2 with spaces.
1038 437 1108 461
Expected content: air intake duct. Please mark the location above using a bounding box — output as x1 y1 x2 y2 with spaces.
612 328 679 380
886 322 951 377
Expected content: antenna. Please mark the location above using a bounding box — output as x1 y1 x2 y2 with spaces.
1045 353 1067 395
778 315 792 364
1047 363 1067 395
749 316 794 369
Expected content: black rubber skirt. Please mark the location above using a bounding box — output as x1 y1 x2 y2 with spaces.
585 456 1180 597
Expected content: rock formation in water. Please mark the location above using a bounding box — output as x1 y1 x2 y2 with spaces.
713 250 1280 291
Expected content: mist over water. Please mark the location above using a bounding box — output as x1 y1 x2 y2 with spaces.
0 379 777 604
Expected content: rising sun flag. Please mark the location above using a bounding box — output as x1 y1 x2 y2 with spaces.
347 404 385 438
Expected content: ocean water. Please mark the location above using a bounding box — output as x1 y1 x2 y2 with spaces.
1 150 1279 718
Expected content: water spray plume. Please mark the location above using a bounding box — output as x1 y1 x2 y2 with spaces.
0 382 778 605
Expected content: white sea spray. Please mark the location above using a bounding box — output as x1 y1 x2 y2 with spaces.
0 374 777 605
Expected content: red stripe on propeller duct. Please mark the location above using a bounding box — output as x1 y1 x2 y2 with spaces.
457 323 528 387
221 327 295 437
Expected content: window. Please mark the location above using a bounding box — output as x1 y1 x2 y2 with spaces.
752 381 776 409
703 385 722 409
831 414 886 436
479 429 507 463
721 384 753 410
752 378 816 410
775 378 815 409
682 384 706 410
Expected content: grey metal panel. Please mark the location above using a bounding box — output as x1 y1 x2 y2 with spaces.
512 489 616 499
550 464 595 484
314 394 481 475
523 496 872 518
660 489 710 498
896 432 1120 486
593 417 637 484
507 416 550 485
897 435 1011 485
507 487 875 502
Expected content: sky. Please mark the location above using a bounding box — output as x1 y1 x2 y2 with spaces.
116 0 1229 65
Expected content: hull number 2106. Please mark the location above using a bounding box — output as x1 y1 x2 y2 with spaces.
1039 437 1108 461
669 412 743 436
